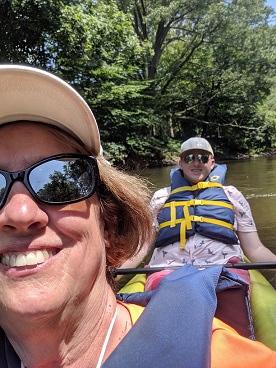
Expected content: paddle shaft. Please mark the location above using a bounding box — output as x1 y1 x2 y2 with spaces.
113 262 276 276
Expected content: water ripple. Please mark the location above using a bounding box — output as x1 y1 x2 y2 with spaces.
246 193 276 199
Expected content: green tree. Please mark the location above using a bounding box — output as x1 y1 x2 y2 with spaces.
0 0 65 66
48 0 153 166
0 0 151 165
117 0 276 158
1 0 276 166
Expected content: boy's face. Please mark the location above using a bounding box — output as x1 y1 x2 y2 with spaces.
179 149 215 184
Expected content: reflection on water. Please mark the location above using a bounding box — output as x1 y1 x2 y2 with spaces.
133 155 276 288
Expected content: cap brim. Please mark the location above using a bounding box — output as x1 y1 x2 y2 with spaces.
0 65 100 154
180 149 213 156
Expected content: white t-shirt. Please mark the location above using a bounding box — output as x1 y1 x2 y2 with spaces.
148 185 257 267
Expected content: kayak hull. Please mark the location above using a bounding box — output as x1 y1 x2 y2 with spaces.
118 267 276 350
249 269 276 350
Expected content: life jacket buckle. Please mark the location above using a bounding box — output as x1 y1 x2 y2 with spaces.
192 215 203 223
196 182 207 189
194 199 203 206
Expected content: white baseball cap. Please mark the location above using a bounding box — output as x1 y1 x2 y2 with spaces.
0 64 101 154
180 137 214 156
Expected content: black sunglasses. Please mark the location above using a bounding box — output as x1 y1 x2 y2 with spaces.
0 154 99 210
182 153 210 164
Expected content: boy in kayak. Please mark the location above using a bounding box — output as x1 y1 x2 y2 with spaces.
146 137 276 291
139 137 276 338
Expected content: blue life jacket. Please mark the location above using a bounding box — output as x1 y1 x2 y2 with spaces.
155 164 238 249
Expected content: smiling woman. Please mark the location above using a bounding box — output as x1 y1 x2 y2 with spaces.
0 65 274 368
0 65 153 368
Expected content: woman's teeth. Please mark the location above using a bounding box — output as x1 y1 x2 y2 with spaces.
0 250 53 267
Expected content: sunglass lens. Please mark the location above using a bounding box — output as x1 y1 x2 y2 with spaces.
184 154 194 164
0 174 6 202
29 158 95 203
200 154 209 164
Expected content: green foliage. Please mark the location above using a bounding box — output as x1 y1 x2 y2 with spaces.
1 0 276 166
0 0 67 66
132 0 276 159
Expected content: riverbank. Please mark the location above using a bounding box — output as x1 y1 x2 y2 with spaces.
157 148 276 168
123 148 276 170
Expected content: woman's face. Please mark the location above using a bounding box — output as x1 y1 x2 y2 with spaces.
0 122 109 326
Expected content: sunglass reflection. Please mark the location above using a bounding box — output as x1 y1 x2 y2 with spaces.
0 154 99 209
183 154 210 164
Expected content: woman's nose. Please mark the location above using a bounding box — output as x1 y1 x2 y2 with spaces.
0 183 48 233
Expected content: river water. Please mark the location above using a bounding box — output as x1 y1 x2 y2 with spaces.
133 155 276 288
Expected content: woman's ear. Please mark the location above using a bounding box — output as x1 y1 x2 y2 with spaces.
103 228 111 248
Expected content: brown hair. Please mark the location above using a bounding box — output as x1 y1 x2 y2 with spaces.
48 124 153 282
96 158 152 267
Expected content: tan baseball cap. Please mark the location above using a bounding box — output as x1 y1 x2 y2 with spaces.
0 64 101 154
180 137 214 156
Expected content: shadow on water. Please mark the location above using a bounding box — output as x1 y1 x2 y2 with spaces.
132 155 276 288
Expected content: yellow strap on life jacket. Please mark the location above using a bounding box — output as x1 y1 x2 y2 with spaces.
164 201 194 230
189 199 233 210
159 216 234 250
180 219 187 250
159 198 234 250
170 182 223 195
190 216 234 230
162 199 234 211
